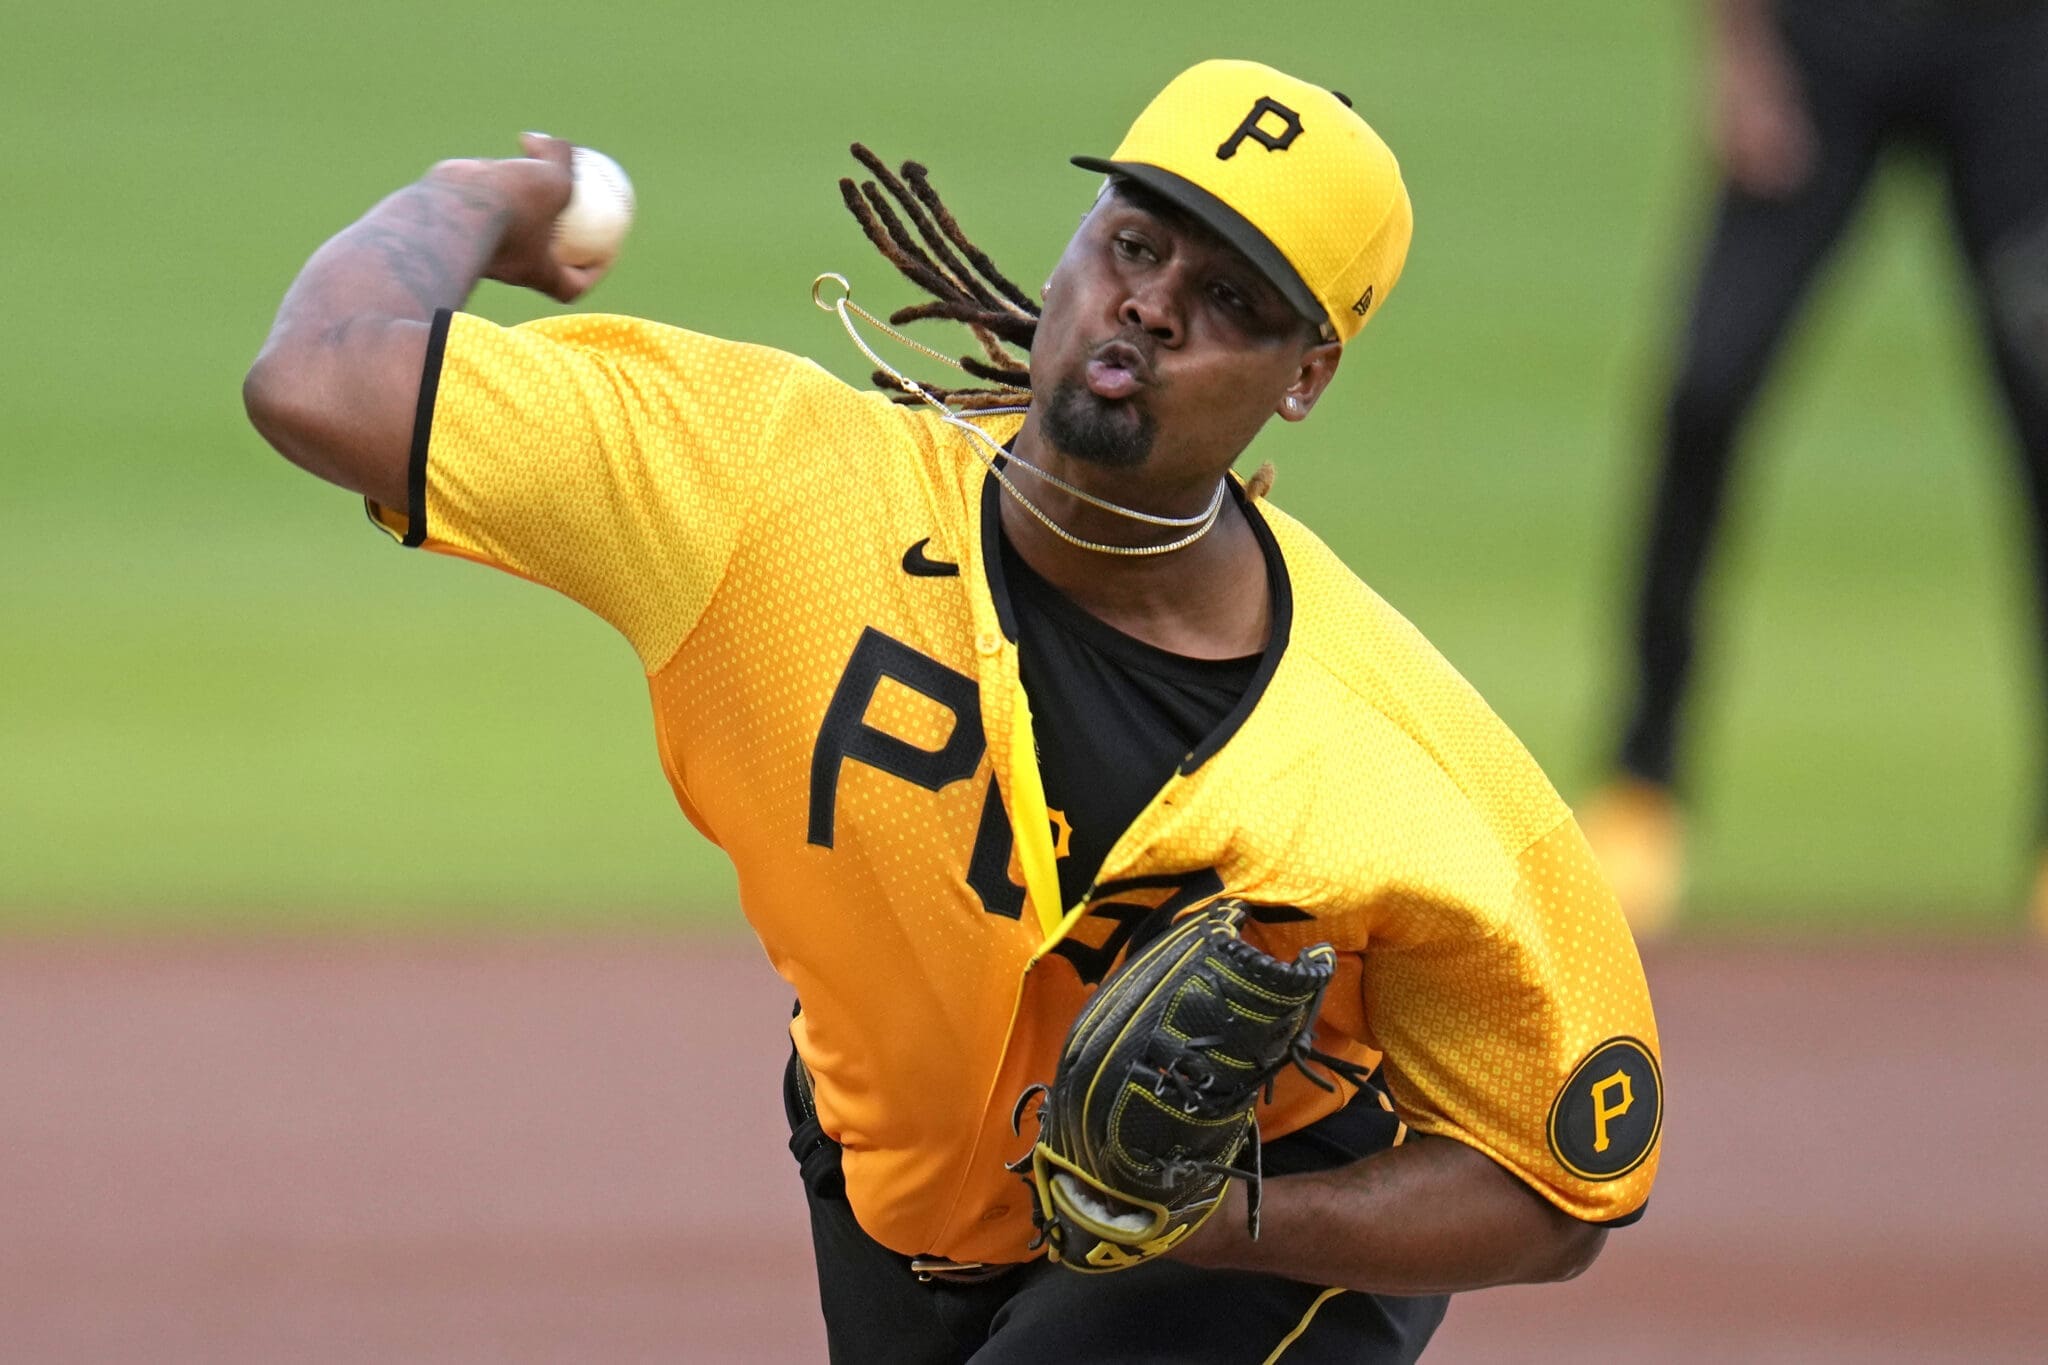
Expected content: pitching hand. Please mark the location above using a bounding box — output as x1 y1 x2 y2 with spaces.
424 134 609 303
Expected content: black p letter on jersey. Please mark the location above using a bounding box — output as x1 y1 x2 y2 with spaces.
965 775 1027 920
1217 97 1304 160
808 628 986 848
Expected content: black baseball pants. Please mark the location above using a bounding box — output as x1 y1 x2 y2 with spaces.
1616 0 2048 793
784 1052 1448 1364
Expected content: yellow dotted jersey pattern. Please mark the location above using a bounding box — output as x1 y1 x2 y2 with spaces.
368 310 806 669
373 311 1659 1264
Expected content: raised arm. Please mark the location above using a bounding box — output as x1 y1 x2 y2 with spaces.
243 135 603 507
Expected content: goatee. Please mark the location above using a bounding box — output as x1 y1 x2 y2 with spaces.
1040 378 1157 468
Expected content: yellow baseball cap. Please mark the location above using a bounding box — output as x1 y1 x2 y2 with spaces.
1073 59 1413 343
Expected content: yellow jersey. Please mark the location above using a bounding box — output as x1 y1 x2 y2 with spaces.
369 308 1662 1264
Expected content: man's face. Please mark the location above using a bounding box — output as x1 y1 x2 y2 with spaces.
1031 182 1337 479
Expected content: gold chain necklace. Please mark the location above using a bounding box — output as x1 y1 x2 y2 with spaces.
812 273 1227 557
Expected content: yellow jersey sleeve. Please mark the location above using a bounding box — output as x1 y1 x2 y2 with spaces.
368 308 840 671
1364 811 1662 1225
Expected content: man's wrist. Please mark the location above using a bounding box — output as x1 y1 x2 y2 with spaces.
411 153 576 298
418 159 516 214
1172 1177 1258 1271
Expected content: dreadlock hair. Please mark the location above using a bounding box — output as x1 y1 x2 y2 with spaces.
834 146 1281 501
838 144 1042 411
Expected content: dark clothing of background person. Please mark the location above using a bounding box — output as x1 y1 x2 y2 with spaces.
1622 0 2048 790
1588 0 2048 935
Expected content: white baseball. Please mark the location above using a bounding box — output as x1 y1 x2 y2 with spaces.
552 146 635 269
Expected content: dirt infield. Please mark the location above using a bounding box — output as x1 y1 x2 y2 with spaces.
3 933 2042 1363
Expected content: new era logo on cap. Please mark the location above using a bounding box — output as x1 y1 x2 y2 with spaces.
1071 59 1414 344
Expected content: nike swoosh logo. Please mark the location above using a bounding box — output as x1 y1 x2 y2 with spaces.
902 537 960 578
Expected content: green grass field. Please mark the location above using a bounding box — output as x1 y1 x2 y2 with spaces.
3 3 2036 931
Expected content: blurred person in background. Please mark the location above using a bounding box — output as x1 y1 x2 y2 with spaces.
1579 0 2048 936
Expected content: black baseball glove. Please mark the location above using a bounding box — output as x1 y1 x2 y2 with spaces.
1011 899 1365 1273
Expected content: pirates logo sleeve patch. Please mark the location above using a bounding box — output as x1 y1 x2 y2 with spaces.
1547 1037 1662 1182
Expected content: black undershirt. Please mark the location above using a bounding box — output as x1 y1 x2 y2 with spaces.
998 532 1260 909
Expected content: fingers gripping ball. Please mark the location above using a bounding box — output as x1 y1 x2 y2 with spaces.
1012 900 1365 1273
553 147 635 269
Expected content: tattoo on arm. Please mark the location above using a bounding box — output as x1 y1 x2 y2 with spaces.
279 176 512 351
249 166 539 498
363 180 513 312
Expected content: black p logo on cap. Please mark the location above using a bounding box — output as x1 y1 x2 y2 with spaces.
1217 97 1304 160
